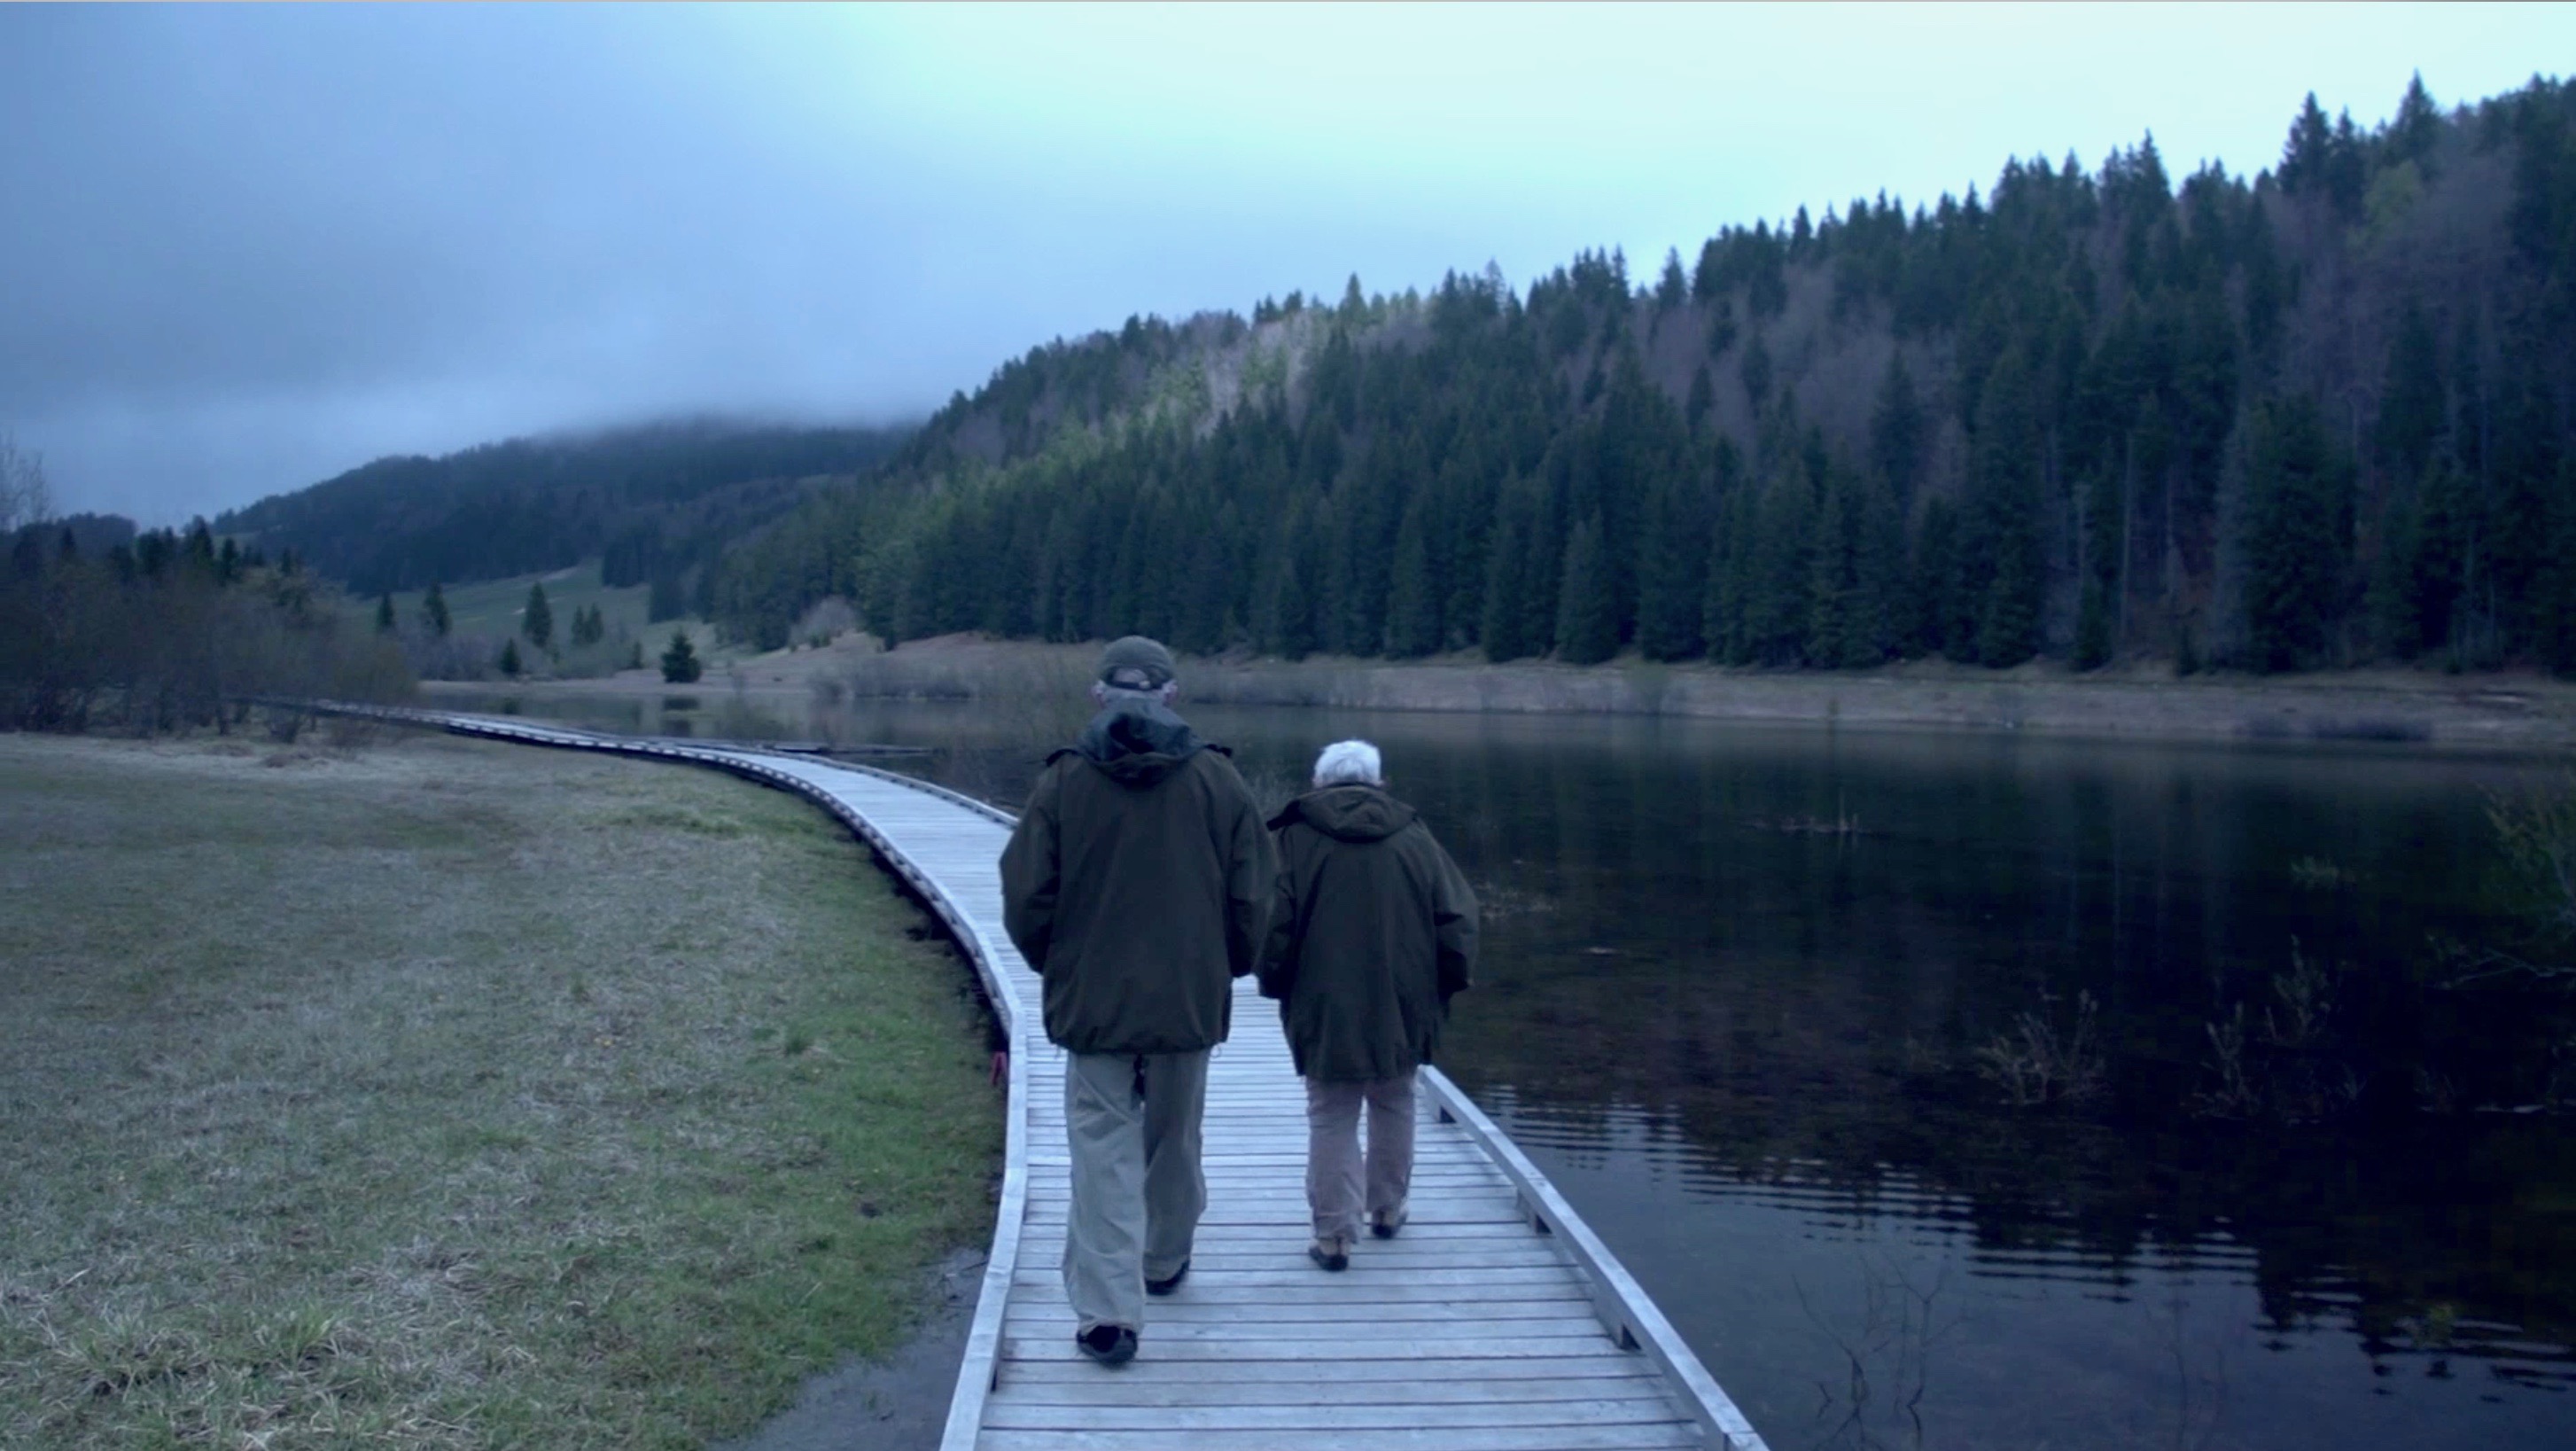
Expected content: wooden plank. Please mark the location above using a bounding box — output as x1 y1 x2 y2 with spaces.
1015 1227 1545 1247
999 1333 1623 1362
1004 1236 1566 1273
992 1375 1666 1408
977 1426 1700 1451
1007 1293 1592 1321
1000 1354 1661 1385
1003 1317 1617 1346
1010 1263 1579 1289
983 1399 1688 1431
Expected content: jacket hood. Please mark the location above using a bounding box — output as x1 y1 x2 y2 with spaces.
1270 784 1417 842
1055 699 1210 787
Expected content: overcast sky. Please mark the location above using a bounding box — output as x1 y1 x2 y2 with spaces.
4 3 2567 526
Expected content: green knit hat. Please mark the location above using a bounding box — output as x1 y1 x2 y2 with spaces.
1098 636 1176 690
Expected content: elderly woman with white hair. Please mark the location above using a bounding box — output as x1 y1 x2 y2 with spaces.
1257 739 1479 1271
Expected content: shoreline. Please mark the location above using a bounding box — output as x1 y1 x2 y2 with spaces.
447 635 2576 754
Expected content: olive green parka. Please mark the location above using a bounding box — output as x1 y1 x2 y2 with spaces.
1257 784 1478 1081
1000 701 1272 1057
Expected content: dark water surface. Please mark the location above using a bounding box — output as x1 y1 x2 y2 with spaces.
445 689 2576 1450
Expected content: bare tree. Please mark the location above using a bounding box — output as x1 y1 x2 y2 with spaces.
0 431 54 535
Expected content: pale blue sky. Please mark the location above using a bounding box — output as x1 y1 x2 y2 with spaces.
2 3 2566 523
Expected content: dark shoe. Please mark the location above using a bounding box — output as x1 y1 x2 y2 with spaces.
1146 1259 1189 1297
1308 1236 1350 1272
1076 1323 1138 1367
1370 1201 1409 1239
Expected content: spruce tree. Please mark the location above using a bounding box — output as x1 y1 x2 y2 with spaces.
523 582 554 648
2242 394 2351 671
1553 517 1617 664
1869 352 1924 502
1385 499 1441 657
422 581 451 637
2376 303 2446 485
375 592 396 634
1969 348 2044 667
1480 480 1534 662
661 629 704 684
1635 472 1709 660
498 637 523 677
1740 330 1773 412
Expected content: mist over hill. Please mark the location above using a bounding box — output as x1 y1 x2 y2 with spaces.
707 74 2576 677
221 74 2576 680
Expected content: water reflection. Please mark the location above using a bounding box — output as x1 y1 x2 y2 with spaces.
428 688 2576 1448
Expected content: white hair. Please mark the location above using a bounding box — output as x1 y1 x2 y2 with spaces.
1311 739 1382 787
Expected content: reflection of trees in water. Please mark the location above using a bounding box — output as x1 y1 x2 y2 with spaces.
1420 725 2576 1382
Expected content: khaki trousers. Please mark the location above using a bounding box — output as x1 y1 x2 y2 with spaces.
1061 1049 1210 1332
1304 1070 1416 1243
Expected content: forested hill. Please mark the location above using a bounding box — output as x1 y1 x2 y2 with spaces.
215 419 911 601
712 74 2576 675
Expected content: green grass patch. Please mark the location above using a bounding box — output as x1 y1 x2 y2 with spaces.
354 559 730 677
0 732 1000 1449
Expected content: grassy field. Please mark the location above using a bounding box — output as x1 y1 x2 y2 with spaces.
354 560 733 679
0 729 1000 1449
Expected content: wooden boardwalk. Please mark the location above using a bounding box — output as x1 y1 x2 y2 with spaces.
327 706 1767 1451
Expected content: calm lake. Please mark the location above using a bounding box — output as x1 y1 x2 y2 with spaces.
447 687 2576 1450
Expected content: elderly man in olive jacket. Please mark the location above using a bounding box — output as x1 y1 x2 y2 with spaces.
999 636 1272 1366
1259 739 1477 1271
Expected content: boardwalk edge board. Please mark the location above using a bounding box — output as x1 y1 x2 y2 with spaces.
287 699 1768 1451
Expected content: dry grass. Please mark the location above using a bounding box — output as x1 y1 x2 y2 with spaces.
0 730 1000 1449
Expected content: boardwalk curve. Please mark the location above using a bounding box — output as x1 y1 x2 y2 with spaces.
315 704 1766 1451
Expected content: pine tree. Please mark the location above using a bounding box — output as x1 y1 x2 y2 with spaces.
1655 248 1688 312
1635 470 1709 660
523 581 554 648
498 637 523 677
1968 348 2044 667
2074 467 2121 668
2242 394 2352 671
422 581 451 637
2278 92 2333 194
1385 498 1441 657
1553 517 1617 665
661 629 704 684
2376 302 2446 485
1869 352 1924 501
375 592 396 634
1739 330 1773 411
1480 480 1534 661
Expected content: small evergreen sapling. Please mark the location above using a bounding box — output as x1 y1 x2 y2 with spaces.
523 582 554 649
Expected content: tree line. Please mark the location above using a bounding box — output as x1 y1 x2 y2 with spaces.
709 74 2576 676
3 518 411 732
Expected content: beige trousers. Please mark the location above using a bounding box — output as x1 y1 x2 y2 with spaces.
1303 1070 1416 1243
1061 1049 1210 1333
